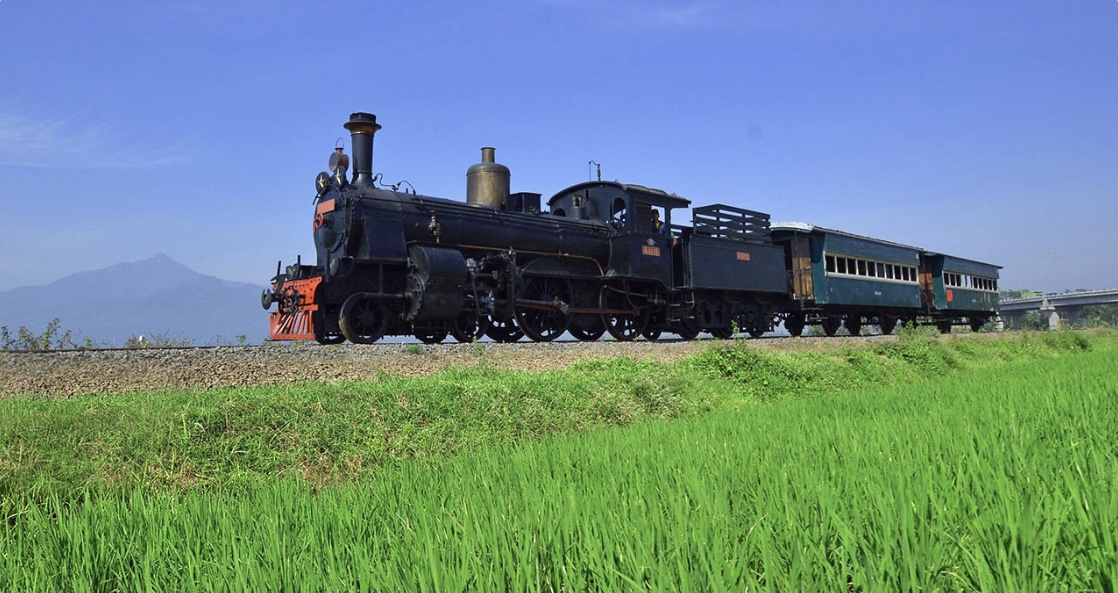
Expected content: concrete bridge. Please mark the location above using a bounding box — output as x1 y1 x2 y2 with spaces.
999 289 1118 330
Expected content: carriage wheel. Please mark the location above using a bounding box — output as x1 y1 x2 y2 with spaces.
515 277 571 342
599 285 646 341
844 316 862 337
969 316 988 333
784 314 805 338
450 310 489 343
484 315 523 343
879 316 897 336
937 320 953 334
821 315 842 337
339 293 388 344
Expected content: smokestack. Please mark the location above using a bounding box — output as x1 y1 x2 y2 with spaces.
343 112 381 187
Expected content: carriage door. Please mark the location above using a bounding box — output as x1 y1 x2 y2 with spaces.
789 235 814 301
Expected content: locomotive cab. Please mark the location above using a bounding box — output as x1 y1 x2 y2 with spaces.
548 181 689 288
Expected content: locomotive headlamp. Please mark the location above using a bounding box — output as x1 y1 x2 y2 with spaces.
329 146 349 174
315 171 332 194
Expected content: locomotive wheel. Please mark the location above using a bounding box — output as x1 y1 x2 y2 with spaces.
821 315 841 337
599 286 646 342
414 324 448 345
485 316 523 343
515 277 571 342
641 328 663 341
710 326 734 340
450 310 489 343
879 316 897 336
568 320 606 341
747 325 766 339
843 316 862 337
339 293 389 344
784 314 805 337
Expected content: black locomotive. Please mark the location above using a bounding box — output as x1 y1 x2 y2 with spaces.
262 112 999 344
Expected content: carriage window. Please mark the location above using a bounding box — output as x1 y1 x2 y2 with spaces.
836 257 847 274
857 260 867 276
826 255 836 273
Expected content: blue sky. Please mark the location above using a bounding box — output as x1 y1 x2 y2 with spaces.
1 0 1115 294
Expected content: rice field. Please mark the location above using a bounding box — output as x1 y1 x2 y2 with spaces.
2 335 1115 591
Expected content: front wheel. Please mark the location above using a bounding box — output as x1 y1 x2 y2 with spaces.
339 293 389 344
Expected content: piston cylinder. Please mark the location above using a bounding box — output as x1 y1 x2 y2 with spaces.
466 147 510 209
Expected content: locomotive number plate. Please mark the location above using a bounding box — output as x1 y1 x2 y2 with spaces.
641 245 661 257
736 251 751 261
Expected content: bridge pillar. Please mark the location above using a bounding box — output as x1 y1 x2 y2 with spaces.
1061 306 1082 327
1040 298 1060 330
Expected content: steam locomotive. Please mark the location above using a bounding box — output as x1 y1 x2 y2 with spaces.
261 112 1000 344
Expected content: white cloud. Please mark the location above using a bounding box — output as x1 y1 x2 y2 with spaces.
0 112 189 169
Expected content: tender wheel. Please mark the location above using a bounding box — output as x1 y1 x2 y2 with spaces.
879 316 897 336
599 285 646 341
710 326 734 340
450 310 489 343
747 325 765 339
339 293 388 344
568 319 606 341
784 314 805 338
414 324 448 344
484 316 523 343
821 315 841 337
515 277 571 342
844 316 862 337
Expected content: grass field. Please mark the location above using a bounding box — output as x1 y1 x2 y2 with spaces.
2 330 1115 590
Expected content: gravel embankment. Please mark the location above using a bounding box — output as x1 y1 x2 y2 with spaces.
0 340 724 398
0 335 911 398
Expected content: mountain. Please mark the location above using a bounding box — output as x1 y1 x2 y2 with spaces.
0 254 269 347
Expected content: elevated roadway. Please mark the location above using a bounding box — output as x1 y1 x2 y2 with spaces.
999 288 1118 329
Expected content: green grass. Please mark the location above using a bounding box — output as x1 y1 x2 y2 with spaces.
0 331 1106 502
2 335 1115 591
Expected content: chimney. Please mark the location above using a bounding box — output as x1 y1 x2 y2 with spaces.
343 112 381 187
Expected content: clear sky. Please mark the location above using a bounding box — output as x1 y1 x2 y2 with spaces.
1 1 1116 294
